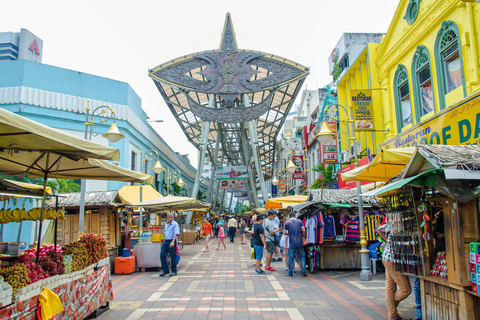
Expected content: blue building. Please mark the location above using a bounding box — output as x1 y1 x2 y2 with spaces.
0 30 210 243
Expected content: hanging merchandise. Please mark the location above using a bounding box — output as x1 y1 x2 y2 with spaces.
381 187 425 276
341 211 360 242
364 210 383 241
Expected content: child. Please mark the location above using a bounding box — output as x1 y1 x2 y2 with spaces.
216 225 227 250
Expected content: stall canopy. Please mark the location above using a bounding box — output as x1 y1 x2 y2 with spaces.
264 195 308 209
0 108 120 161
309 189 380 206
118 185 163 204
0 178 52 199
341 147 415 182
132 195 211 211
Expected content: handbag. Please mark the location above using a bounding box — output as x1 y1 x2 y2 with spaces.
251 248 255 259
266 225 280 246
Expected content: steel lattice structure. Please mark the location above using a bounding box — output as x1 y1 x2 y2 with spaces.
149 13 308 205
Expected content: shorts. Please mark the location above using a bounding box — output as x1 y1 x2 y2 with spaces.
205 234 211 238
253 244 264 260
266 241 276 253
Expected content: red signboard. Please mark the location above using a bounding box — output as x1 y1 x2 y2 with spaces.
322 122 338 164
337 157 372 189
278 179 287 192
292 155 305 180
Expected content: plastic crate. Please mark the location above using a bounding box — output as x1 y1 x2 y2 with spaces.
114 256 136 275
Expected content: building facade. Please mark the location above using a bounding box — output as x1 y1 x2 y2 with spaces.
0 29 43 62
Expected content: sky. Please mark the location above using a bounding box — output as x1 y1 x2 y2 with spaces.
2 0 400 169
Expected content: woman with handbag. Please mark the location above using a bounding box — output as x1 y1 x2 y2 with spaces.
263 210 280 271
239 218 247 244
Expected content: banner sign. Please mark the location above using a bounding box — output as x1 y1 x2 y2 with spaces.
292 155 305 179
381 91 480 149
234 191 248 197
337 157 372 189
278 179 287 192
271 184 278 197
322 122 338 164
221 179 247 191
351 90 374 130
216 166 247 180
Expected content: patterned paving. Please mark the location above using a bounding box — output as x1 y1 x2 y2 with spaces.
98 237 417 319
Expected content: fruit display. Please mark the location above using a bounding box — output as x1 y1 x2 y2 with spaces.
0 263 30 295
79 233 108 265
37 250 65 276
23 243 63 258
63 241 89 271
0 208 66 223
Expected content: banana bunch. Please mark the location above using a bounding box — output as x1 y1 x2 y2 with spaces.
0 208 66 224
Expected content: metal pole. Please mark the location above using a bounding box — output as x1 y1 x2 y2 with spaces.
139 184 143 233
228 193 233 213
240 128 259 208
78 104 90 238
219 189 226 214
244 95 268 203
208 130 222 203
192 95 215 198
348 105 372 281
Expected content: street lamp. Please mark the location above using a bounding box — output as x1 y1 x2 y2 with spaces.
79 104 124 238
315 103 372 281
138 149 164 233
286 160 298 173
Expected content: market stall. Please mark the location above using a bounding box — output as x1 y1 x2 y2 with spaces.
295 189 381 271
357 145 480 319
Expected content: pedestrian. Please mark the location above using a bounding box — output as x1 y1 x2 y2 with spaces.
228 215 237 243
160 213 180 277
272 212 283 262
216 224 227 250
252 214 267 274
201 219 212 252
283 211 306 277
239 218 247 244
377 220 412 320
263 210 279 271
212 218 219 238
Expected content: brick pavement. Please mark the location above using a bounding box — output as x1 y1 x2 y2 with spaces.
98 236 417 320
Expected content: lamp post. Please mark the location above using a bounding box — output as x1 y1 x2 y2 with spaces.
79 104 125 238
315 103 372 281
139 150 165 233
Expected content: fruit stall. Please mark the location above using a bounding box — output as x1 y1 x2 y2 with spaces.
0 233 112 319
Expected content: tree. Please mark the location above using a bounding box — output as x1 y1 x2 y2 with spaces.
169 182 187 196
311 164 337 189
332 57 342 82
0 174 80 194
196 189 207 201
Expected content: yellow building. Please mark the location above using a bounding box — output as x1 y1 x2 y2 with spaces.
377 0 480 148
336 0 480 157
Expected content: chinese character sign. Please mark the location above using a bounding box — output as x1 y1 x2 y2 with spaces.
292 155 305 179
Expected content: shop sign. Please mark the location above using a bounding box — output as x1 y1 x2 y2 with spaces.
278 179 287 192
271 185 278 197
307 126 320 149
337 157 372 189
292 155 305 179
215 166 247 180
381 91 480 149
351 89 374 130
322 122 338 164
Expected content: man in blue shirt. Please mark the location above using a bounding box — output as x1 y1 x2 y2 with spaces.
283 211 306 277
160 213 180 277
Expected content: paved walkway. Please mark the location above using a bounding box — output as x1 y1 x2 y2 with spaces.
98 237 417 320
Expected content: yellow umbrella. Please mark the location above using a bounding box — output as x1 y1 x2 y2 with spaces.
118 185 163 204
341 147 415 182
264 195 308 209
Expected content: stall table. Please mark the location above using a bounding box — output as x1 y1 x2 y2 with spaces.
319 243 361 270
133 242 162 269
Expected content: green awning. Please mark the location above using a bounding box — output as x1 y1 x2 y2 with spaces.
317 203 351 208
360 169 439 197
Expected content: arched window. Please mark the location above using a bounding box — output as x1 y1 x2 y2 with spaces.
434 21 466 109
412 45 435 122
394 65 413 133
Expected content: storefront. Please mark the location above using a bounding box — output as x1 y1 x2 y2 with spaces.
360 144 480 319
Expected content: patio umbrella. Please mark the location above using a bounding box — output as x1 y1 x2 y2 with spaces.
132 195 211 211
0 108 123 259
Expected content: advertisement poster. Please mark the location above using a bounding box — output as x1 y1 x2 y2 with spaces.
381 91 480 149
215 166 247 180
292 155 305 179
322 122 338 164
220 179 247 191
351 90 374 130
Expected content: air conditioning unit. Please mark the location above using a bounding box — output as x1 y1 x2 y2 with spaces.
350 142 362 157
340 150 351 164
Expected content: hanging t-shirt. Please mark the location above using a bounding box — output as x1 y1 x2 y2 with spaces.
364 213 383 241
306 217 316 244
322 215 336 239
342 214 360 242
